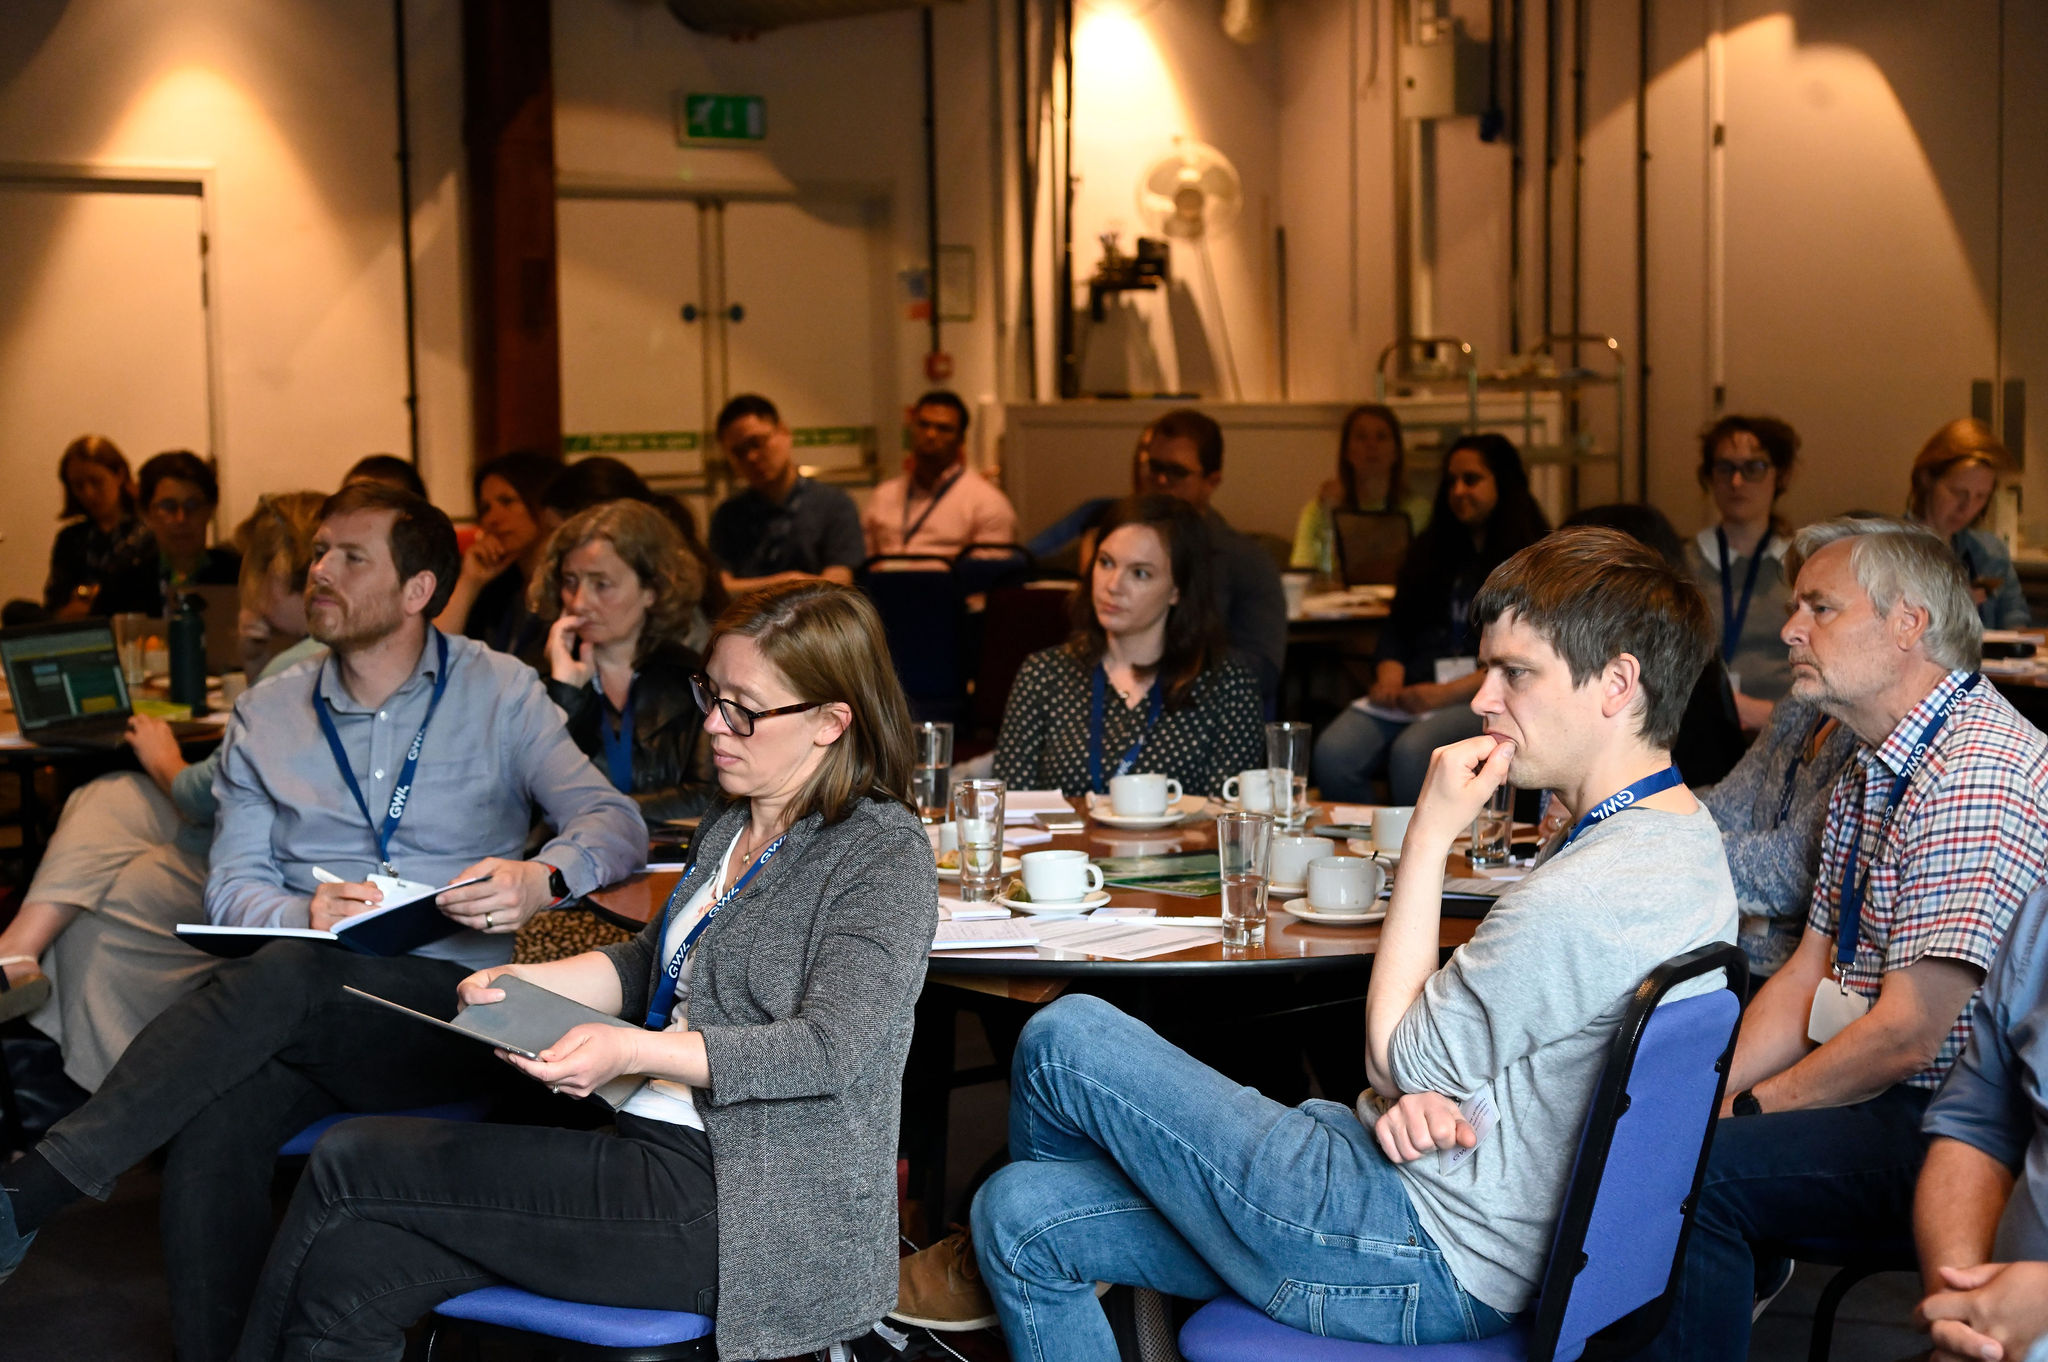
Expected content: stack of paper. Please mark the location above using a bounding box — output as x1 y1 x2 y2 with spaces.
932 918 1042 951
1004 790 1076 823
1034 917 1218 961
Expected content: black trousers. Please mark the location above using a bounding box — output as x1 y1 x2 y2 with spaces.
36 941 539 1362
232 1111 718 1362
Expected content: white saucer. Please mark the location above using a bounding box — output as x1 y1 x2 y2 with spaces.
1345 839 1400 863
1089 795 1206 829
1280 899 1388 926
937 855 1023 880
996 888 1113 915
1269 880 1306 896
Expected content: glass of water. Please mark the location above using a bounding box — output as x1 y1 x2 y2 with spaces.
1216 811 1274 948
1265 721 1311 830
1469 782 1514 867
913 721 954 824
950 778 1006 901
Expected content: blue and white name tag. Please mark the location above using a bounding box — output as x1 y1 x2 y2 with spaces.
1808 977 1871 1045
1438 1090 1498 1174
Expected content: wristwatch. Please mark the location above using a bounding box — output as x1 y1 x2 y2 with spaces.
1731 1088 1763 1117
541 862 570 905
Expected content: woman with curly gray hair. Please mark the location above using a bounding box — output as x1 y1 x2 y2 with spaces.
530 498 715 821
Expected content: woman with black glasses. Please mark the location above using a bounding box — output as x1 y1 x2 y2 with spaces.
234 581 937 1362
530 499 716 822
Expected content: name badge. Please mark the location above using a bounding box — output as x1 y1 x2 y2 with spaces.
1438 1090 1498 1174
1434 656 1478 685
1727 670 1744 697
1807 977 1871 1045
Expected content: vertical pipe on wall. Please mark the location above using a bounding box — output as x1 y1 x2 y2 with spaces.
1705 0 1726 412
922 8 942 363
1568 0 1584 381
392 0 421 464
1018 0 1038 399
1540 0 1556 341
1507 0 1524 354
1391 0 1412 346
1633 0 1650 498
1057 0 1077 397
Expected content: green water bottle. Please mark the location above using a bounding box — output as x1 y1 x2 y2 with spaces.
168 592 208 716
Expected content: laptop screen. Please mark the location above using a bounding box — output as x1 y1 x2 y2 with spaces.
2 624 132 732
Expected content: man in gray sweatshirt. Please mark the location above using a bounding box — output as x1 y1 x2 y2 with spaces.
895 527 1737 1356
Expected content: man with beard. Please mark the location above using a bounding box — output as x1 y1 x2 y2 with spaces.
0 482 645 1360
1639 516 2048 1360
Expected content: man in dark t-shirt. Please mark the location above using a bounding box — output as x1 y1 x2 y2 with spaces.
708 393 866 594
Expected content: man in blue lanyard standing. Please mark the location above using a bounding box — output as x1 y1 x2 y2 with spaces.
1641 518 2048 1361
893 527 1738 1351
0 483 645 1360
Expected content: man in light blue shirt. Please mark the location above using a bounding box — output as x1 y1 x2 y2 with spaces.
1916 882 2048 1361
0 482 645 1359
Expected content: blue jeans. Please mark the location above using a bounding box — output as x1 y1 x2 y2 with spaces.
1313 705 1483 804
971 996 1515 1362
1633 1085 1931 1361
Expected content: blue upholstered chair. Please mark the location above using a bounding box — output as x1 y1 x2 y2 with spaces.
1179 942 1748 1362
857 554 967 723
276 1100 490 1157
426 1285 714 1362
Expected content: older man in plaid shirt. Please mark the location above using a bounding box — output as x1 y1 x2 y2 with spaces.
1641 517 2048 1362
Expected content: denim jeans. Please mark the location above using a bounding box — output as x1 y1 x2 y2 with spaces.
971 996 1515 1362
1313 705 1483 804
1633 1085 1932 1361
233 1112 718 1362
36 941 538 1362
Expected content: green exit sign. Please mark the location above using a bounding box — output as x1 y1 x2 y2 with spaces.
677 93 766 144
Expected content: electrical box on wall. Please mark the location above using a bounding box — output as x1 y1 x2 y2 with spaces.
1400 24 1492 121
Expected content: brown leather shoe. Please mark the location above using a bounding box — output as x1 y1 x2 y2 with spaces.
890 1230 997 1332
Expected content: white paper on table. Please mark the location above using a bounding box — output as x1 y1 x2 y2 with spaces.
1003 790 1076 818
1442 877 1512 898
932 919 1042 950
1032 917 1218 961
646 861 692 872
938 895 1011 921
1004 828 1053 847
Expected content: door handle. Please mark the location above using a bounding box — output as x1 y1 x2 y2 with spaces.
680 303 700 323
726 303 745 324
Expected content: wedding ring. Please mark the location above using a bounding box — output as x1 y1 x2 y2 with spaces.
484 911 495 930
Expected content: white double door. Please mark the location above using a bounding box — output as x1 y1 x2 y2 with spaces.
556 192 890 527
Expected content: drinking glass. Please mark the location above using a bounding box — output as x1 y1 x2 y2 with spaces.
113 612 153 687
1216 811 1274 948
1469 782 1513 867
950 778 1007 901
913 721 954 824
1264 721 1312 829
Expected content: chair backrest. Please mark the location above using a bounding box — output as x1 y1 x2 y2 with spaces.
969 581 1079 739
1525 942 1748 1362
953 542 1037 598
1330 509 1413 586
857 555 966 721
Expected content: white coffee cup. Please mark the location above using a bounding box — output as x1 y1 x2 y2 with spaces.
933 821 960 854
1221 769 1274 812
1109 772 1183 817
1268 834 1324 889
1020 849 1104 903
1281 571 1313 617
1306 855 1385 913
1372 806 1416 855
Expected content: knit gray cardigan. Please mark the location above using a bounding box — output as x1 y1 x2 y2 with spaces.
599 794 936 1361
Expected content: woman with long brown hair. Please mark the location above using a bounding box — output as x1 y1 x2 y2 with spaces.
1288 404 1431 575
995 494 1264 797
1906 417 2029 629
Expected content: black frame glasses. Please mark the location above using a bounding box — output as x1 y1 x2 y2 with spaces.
689 673 823 737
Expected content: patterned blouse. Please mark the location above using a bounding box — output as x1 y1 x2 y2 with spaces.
993 644 1265 798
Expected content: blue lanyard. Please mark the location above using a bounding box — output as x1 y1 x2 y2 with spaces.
598 678 637 794
314 630 450 876
1088 666 1165 795
1560 765 1686 852
643 830 788 1030
1773 715 1834 825
1835 673 1981 973
1715 528 1772 664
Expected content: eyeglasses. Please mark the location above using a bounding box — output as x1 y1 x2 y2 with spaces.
1711 458 1775 484
689 673 823 737
1142 458 1197 484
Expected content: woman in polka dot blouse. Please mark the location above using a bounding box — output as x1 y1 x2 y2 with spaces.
994 495 1264 798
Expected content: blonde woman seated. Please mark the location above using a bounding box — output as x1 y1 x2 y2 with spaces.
530 499 717 821
994 495 1264 799
232 581 938 1362
0 494 329 1089
1906 417 2031 629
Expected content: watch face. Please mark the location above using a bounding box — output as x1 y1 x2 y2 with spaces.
548 865 569 899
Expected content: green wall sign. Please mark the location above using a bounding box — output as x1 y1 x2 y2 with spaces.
677 93 766 144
